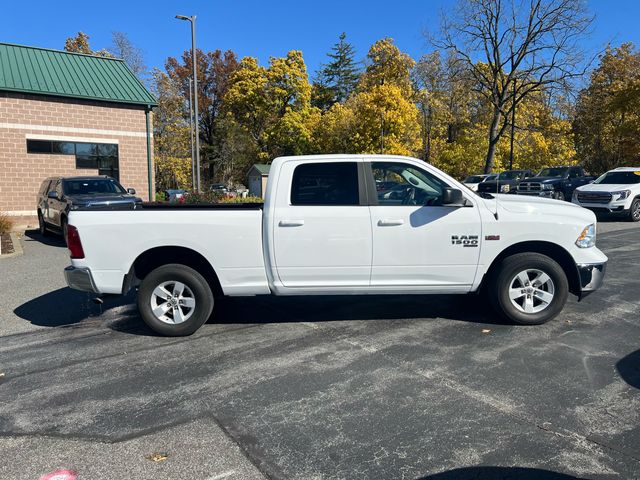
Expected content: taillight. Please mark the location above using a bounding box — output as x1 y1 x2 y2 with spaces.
67 225 85 259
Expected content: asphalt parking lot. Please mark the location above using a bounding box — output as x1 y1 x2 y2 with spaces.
0 221 639 480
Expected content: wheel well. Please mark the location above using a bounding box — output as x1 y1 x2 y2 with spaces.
483 241 580 296
129 246 223 296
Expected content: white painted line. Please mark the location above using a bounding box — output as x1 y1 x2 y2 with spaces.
0 122 150 138
205 471 236 480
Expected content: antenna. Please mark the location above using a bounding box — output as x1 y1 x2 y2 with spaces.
494 163 500 220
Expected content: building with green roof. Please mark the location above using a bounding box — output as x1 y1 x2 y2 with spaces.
0 42 157 220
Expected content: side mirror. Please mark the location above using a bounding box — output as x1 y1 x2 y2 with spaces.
441 188 466 206
47 191 58 199
127 188 136 195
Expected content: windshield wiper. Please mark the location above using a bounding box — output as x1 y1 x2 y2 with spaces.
477 192 494 199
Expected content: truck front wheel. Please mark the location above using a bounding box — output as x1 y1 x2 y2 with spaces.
488 253 568 325
137 264 214 336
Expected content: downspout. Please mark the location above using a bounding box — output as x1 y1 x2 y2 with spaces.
145 107 153 201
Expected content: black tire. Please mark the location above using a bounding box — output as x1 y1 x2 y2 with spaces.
629 197 640 222
38 211 49 237
137 264 214 336
552 191 565 201
61 217 69 245
488 253 568 325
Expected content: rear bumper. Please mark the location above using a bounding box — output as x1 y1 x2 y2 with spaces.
64 266 98 293
576 261 606 298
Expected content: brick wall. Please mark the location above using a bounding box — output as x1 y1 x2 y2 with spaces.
0 92 153 216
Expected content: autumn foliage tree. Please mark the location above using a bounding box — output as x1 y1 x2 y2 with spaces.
574 43 640 173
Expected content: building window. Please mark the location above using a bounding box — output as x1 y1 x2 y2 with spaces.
26 139 120 180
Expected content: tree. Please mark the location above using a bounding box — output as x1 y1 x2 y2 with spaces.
109 32 146 79
312 33 361 110
435 0 593 173
574 44 640 173
150 68 192 191
64 32 112 57
316 39 420 156
166 49 239 179
222 50 319 169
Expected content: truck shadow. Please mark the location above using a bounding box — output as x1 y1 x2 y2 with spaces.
616 349 640 389
13 287 134 328
416 466 585 479
105 292 509 336
23 229 66 247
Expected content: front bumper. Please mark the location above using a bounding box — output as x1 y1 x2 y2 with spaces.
576 261 607 298
571 200 628 213
64 266 98 293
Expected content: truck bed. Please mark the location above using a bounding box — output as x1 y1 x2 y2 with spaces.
76 202 264 211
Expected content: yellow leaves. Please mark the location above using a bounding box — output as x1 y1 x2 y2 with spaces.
359 38 415 96
155 156 193 190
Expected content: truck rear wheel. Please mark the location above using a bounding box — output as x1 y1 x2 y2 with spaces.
137 264 214 336
488 253 568 325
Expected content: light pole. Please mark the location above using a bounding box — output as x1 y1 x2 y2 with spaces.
188 78 196 190
176 14 201 192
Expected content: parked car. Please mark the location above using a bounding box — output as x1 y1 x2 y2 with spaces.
477 170 533 194
516 166 594 201
64 155 606 336
37 176 141 242
163 189 187 202
572 167 640 221
463 174 498 192
210 183 229 195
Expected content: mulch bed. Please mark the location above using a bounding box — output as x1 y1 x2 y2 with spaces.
0 232 14 255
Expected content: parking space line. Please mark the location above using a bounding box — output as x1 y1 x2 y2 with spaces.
205 470 236 480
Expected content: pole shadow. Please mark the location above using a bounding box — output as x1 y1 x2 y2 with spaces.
417 466 586 479
616 349 640 389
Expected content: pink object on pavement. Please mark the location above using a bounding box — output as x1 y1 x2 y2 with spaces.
39 469 77 480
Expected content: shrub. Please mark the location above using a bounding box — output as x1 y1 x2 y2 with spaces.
155 191 167 202
0 213 13 235
219 195 264 204
183 191 221 204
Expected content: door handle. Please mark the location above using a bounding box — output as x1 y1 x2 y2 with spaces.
279 219 305 227
377 219 404 226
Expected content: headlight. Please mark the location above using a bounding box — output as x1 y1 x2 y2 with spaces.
575 224 596 248
500 184 510 193
542 183 554 190
610 190 631 200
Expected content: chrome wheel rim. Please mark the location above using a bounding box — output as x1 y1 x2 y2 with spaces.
633 201 640 220
150 281 196 325
508 269 555 314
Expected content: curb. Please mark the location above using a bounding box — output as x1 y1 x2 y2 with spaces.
0 232 24 259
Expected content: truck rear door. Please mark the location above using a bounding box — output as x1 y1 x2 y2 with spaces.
271 159 372 288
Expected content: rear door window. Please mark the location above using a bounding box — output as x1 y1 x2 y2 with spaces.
291 162 359 206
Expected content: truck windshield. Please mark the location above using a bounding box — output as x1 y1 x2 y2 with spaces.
464 175 485 183
594 171 640 184
537 167 568 177
497 171 525 180
63 179 126 195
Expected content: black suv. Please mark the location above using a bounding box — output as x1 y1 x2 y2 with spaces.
37 176 141 242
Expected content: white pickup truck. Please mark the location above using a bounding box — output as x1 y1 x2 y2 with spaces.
64 155 607 336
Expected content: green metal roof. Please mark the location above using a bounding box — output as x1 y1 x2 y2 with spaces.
251 164 271 175
0 43 157 107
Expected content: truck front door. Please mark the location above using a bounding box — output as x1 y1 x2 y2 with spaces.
272 160 372 288
367 161 482 288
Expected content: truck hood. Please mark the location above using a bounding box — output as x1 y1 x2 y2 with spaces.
576 183 637 193
481 193 594 223
68 194 141 207
524 176 564 183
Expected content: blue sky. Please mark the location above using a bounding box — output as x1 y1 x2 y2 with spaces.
3 0 639 78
